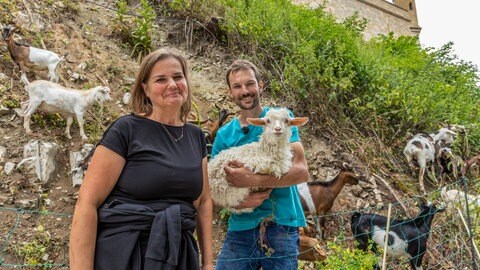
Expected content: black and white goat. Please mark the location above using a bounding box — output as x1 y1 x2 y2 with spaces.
2 25 65 84
404 128 457 194
351 201 445 270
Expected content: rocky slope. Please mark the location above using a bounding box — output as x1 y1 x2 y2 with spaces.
0 0 449 268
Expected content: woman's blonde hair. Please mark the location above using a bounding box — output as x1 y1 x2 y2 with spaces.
130 48 192 122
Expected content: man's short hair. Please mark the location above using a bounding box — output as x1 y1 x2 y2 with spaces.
225 60 262 89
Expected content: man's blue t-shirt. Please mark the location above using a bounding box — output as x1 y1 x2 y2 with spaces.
211 107 307 231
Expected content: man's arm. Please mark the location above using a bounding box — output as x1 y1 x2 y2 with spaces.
224 141 309 188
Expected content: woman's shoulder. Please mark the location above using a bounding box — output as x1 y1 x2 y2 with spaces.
107 114 149 131
114 113 149 124
185 122 203 134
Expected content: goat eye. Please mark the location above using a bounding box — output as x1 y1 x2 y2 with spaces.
266 119 271 124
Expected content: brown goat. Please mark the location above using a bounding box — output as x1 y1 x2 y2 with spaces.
188 109 234 159
462 155 480 179
202 109 235 144
298 169 359 239
2 25 64 84
298 227 327 262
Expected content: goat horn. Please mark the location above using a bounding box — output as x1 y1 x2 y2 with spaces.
95 74 108 86
342 162 353 171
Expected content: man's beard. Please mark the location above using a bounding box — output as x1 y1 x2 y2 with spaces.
234 94 260 110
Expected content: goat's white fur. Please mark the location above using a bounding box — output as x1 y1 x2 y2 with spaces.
21 47 65 84
441 187 480 207
433 128 457 145
404 134 436 194
208 108 308 213
371 226 410 259
298 182 316 214
23 80 111 140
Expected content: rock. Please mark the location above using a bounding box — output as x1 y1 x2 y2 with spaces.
70 144 94 187
0 145 6 163
17 141 59 183
4 162 15 175
0 194 12 206
14 199 37 209
350 185 363 197
122 92 131 105
0 105 10 115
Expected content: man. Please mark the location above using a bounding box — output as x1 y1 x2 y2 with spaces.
212 59 309 269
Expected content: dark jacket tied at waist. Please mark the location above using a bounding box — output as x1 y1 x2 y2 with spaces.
94 199 198 270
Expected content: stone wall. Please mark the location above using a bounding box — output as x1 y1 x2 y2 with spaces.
293 0 421 40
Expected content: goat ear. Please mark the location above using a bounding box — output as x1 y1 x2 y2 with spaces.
95 74 109 86
290 117 309 126
246 118 265 126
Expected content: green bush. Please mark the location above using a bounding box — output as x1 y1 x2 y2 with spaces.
215 0 480 152
131 0 156 60
16 225 52 268
318 239 377 269
111 0 133 44
157 0 480 152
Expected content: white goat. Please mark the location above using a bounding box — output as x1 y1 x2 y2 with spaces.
208 108 309 213
23 80 111 140
404 128 456 194
2 25 64 84
404 134 436 194
441 186 480 208
440 187 480 221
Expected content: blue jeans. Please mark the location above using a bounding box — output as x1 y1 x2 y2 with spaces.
215 222 299 270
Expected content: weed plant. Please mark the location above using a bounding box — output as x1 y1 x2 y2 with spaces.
178 0 480 153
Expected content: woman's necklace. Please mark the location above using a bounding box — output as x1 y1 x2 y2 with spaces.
160 123 184 142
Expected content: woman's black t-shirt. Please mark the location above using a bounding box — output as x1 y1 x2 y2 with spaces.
99 114 207 203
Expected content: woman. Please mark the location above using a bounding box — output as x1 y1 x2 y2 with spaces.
69 48 213 270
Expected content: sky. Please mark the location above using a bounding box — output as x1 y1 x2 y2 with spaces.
415 0 480 69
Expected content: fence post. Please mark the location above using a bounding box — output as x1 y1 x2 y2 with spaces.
461 176 478 270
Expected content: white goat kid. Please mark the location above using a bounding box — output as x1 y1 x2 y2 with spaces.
23 80 111 140
2 25 64 84
441 186 480 208
208 108 308 213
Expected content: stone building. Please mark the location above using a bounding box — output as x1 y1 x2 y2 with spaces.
292 0 421 40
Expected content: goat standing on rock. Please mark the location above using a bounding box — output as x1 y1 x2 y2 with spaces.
351 200 445 270
23 80 111 140
208 108 308 213
2 25 65 84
